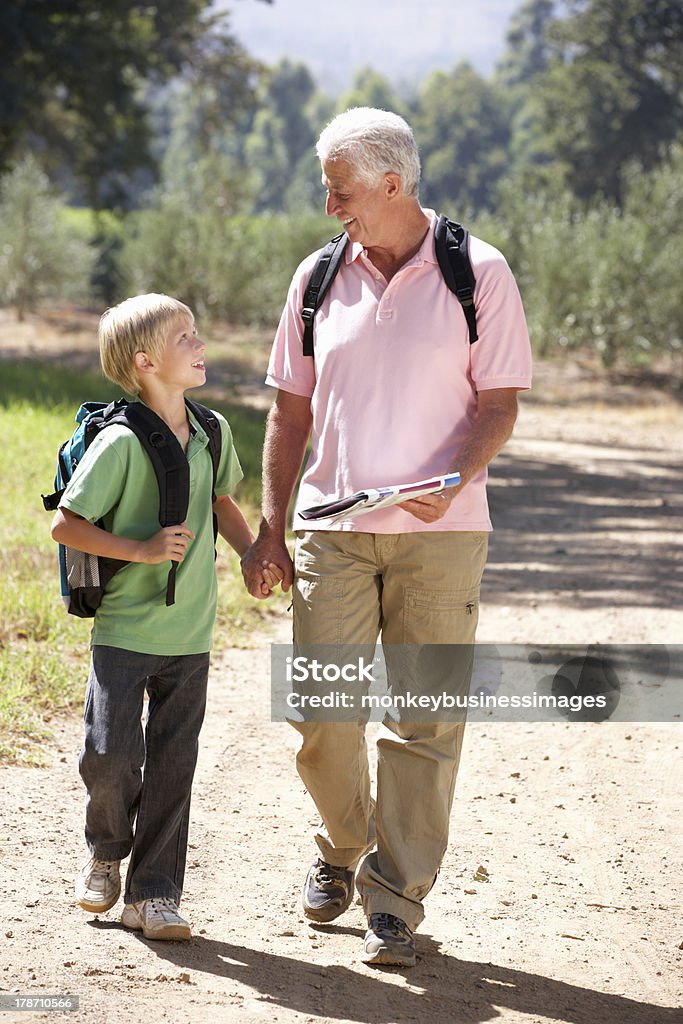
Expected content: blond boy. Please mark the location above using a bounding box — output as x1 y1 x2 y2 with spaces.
52 294 278 940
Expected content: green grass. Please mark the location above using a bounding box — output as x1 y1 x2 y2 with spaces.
0 360 283 763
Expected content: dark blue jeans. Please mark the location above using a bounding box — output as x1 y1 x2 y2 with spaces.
79 645 209 905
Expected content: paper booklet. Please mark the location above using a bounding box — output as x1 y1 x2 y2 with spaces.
299 472 461 524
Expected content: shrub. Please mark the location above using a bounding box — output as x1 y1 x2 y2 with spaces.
0 156 96 318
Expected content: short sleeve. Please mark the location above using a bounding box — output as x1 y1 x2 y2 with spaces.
265 252 320 398
214 412 244 496
58 428 129 523
468 239 533 391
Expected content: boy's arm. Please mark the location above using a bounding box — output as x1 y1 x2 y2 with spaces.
213 495 254 558
213 495 283 598
51 508 195 564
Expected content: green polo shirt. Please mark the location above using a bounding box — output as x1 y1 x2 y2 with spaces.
60 405 243 655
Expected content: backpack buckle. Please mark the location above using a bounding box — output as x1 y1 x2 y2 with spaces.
301 306 315 325
456 286 474 307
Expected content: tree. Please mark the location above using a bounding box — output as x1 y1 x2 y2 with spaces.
243 60 328 212
494 0 558 175
536 0 683 202
0 1 268 209
338 68 407 117
496 0 557 95
414 63 511 213
0 156 95 319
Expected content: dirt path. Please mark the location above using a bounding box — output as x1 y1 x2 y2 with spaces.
1 349 682 1024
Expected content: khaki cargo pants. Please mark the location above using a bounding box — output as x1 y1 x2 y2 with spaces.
291 529 488 931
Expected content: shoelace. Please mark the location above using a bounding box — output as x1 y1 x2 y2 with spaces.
148 897 179 915
371 913 412 938
314 861 350 888
92 859 117 876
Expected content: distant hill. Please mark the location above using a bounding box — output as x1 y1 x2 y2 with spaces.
220 0 522 93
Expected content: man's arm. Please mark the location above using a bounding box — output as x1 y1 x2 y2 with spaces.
400 387 520 524
241 389 313 596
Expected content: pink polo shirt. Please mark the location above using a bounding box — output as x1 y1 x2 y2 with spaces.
266 210 532 533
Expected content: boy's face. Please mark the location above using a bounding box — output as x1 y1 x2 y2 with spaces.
147 313 206 392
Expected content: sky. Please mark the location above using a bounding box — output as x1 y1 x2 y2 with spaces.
220 0 524 93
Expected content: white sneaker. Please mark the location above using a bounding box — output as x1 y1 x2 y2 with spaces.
121 898 192 941
75 856 121 913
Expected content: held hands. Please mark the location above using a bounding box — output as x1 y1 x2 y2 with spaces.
241 536 293 601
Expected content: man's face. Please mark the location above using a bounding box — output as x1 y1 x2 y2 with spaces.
321 158 390 247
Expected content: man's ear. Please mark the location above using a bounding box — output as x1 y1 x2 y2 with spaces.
134 350 155 375
384 172 401 199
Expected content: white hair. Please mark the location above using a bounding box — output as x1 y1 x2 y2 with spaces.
316 107 421 198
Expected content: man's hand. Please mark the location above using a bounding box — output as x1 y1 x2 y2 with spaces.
398 487 458 524
399 389 519 524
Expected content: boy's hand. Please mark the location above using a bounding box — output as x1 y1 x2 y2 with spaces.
139 524 195 564
258 561 285 598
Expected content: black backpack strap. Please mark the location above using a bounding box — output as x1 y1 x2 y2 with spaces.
108 401 190 607
301 232 349 356
116 402 190 526
434 215 478 343
184 399 223 566
185 399 222 503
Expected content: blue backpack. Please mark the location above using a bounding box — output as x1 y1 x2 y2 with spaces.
42 398 222 617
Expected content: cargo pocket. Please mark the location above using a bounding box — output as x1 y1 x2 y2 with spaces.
293 575 345 645
402 586 480 645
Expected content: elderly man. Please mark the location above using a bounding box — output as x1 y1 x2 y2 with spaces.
242 107 532 967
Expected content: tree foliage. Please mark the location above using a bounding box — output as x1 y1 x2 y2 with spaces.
243 60 326 212
1 0 681 370
338 68 407 117
415 63 511 213
0 1 263 208
536 0 683 202
0 156 95 319
475 144 683 367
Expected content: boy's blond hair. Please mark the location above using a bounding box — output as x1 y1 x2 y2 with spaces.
99 293 193 396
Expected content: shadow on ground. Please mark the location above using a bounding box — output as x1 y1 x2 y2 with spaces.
89 920 681 1024
485 446 682 610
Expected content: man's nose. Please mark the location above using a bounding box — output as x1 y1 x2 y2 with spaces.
325 193 339 216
